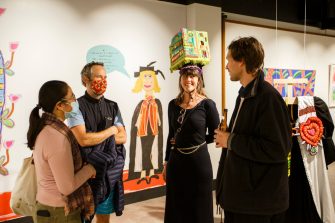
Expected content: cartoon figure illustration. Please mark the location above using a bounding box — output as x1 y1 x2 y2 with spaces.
0 42 19 176
128 61 165 184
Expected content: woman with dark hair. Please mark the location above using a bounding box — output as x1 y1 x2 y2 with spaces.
27 80 96 222
163 65 220 223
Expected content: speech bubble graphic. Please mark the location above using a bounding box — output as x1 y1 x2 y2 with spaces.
86 45 129 77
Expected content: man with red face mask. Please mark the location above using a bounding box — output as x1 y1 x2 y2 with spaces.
67 61 127 223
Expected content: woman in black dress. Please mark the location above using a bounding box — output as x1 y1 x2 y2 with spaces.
163 64 220 223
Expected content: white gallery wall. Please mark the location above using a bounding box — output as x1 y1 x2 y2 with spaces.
225 22 335 129
0 0 222 195
2 0 334 203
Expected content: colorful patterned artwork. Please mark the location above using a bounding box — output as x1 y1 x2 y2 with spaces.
0 42 20 176
169 28 210 72
328 65 335 107
0 43 20 222
264 68 316 97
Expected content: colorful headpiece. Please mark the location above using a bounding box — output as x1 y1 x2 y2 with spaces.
169 28 210 72
179 64 203 75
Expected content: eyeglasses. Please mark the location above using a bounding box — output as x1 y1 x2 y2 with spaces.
61 93 76 103
177 108 186 124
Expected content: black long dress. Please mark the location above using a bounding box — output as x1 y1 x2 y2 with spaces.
164 99 220 223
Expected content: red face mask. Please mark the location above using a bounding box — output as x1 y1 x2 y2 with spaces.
91 79 107 95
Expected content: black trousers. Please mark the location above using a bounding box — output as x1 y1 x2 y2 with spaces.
224 211 286 223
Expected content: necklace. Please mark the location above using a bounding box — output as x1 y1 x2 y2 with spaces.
181 94 205 109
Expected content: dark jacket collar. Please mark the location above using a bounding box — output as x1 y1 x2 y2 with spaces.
84 91 104 103
238 69 264 98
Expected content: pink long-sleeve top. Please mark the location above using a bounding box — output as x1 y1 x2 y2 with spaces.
33 125 94 207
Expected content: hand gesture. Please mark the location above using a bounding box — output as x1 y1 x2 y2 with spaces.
214 129 230 148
